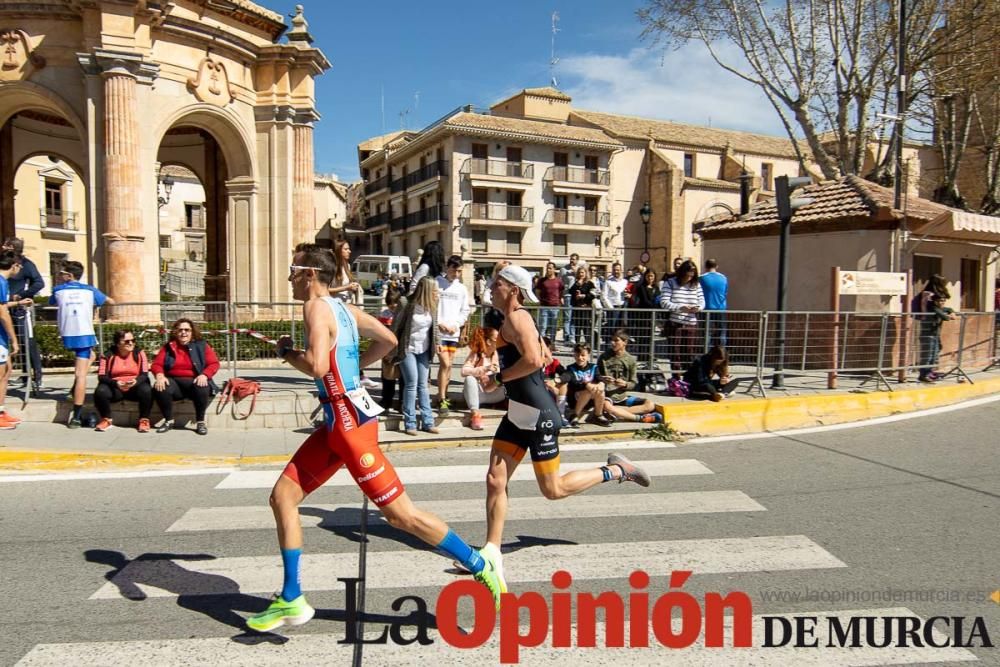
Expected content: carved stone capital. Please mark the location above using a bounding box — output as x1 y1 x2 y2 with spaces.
77 49 159 85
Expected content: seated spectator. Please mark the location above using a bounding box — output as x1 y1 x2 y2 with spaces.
561 342 610 427
541 336 568 420
461 325 505 431
151 318 220 435
94 330 153 432
597 330 662 423
684 345 740 401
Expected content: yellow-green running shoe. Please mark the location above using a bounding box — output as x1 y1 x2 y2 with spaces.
246 593 315 632
473 547 506 610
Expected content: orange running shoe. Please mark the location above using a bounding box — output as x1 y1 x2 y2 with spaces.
95 417 113 432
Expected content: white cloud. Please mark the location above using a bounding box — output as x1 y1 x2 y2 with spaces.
559 44 791 137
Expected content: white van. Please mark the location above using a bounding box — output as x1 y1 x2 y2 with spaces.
352 255 413 293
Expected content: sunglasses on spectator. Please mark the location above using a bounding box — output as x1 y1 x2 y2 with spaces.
120 338 135 344
175 327 192 333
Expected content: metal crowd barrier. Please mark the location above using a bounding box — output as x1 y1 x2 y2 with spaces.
14 300 1000 397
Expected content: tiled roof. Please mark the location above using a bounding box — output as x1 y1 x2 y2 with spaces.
683 176 741 191
160 165 198 181
571 109 804 158
229 0 283 23
357 130 410 152
523 86 572 101
444 112 622 148
697 175 949 235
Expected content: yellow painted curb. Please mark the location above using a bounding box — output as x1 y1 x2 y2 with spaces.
0 450 288 472
656 376 1000 436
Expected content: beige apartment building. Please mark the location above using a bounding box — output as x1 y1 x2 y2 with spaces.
355 87 811 276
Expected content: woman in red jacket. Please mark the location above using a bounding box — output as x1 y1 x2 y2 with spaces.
151 318 220 435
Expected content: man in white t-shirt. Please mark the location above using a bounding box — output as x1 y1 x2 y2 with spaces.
603 262 629 338
434 255 470 416
49 260 114 428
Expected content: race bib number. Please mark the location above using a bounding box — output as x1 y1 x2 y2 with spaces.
347 386 384 418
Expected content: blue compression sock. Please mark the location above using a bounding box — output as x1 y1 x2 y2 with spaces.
437 530 485 574
281 547 302 601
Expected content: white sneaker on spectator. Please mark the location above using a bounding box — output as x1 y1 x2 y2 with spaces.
360 376 379 390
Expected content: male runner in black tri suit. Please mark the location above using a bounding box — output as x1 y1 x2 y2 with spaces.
481 264 651 592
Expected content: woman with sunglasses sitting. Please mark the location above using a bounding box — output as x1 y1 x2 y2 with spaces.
94 330 153 432
151 318 221 435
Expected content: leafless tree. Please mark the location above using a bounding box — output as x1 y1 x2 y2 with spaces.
637 0 953 185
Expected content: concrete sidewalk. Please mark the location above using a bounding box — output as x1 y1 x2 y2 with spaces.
2 361 998 470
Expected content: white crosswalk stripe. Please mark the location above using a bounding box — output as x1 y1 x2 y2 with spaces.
16 609 979 665
214 458 713 489
166 491 766 532
89 535 845 600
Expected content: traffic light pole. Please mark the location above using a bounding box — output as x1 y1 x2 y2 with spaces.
772 212 791 388
771 175 813 389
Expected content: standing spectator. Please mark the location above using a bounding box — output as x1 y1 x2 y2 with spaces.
151 318 220 435
560 253 581 343
700 258 728 347
474 272 486 305
461 326 504 430
0 251 21 429
377 289 402 411
328 239 361 304
391 276 439 435
660 260 705 378
663 256 685 283
603 262 629 338
914 274 950 314
50 260 113 428
481 259 511 308
94 330 153 432
685 345 741 401
630 268 660 356
535 262 563 342
598 330 661 423
409 240 444 296
3 238 43 392
435 255 470 417
918 293 956 382
570 266 596 345
994 279 1000 326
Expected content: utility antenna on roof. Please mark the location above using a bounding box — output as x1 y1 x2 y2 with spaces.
550 11 560 88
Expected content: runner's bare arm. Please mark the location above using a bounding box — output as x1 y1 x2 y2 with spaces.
349 304 397 369
284 298 333 378
499 309 544 382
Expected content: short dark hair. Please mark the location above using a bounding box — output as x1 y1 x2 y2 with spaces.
705 258 718 270
3 237 24 255
62 260 84 280
573 342 591 355
0 250 17 271
612 329 630 344
112 329 138 346
446 254 463 269
293 242 337 285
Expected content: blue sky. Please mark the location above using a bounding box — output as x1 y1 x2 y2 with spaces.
270 1 782 181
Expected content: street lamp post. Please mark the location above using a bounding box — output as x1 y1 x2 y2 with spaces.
640 200 651 255
157 174 174 209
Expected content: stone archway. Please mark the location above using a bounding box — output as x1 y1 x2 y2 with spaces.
154 106 256 303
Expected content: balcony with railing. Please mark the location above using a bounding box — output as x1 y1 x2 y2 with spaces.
364 174 389 196
390 203 448 232
39 208 78 232
543 208 610 229
543 165 610 193
461 158 534 188
459 203 534 227
364 210 391 230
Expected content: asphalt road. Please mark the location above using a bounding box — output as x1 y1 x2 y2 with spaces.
1 401 998 666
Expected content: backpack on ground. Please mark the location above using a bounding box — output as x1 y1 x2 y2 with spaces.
217 378 262 419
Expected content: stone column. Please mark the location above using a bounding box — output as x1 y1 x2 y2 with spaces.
101 60 144 304
292 113 316 245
